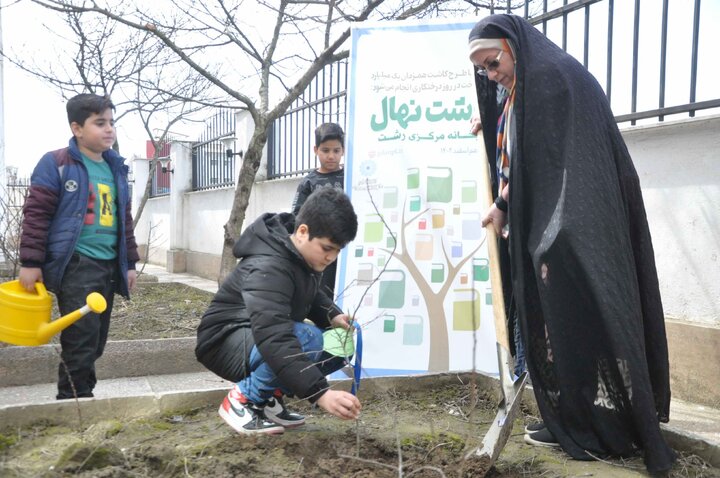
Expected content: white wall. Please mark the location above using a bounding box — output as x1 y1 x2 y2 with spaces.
622 115 720 325
134 196 171 266
132 114 720 327
133 173 301 259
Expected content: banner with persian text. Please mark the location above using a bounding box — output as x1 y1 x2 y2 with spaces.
336 18 499 377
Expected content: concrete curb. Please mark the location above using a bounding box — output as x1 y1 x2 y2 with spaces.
0 337 202 387
662 424 720 468
0 373 506 428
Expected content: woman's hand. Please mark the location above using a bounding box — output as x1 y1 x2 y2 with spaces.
481 204 508 239
470 116 482 136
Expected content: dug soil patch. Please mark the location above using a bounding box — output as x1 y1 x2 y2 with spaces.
0 381 716 477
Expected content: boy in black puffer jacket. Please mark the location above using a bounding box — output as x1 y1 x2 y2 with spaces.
196 187 360 434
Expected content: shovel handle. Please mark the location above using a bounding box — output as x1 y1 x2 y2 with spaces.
477 135 510 351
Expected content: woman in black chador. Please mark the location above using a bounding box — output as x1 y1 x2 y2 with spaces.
468 14 675 474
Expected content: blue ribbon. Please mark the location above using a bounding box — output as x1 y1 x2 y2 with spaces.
350 321 363 396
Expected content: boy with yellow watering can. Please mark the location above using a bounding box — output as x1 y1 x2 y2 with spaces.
15 94 139 400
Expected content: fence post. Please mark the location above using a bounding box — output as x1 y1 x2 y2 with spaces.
166 141 193 272
130 156 150 260
131 156 149 219
235 110 262 180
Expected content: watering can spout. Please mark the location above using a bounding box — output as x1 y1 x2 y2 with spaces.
0 281 107 346
36 292 107 344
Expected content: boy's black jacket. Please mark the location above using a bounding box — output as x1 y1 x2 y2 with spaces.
196 212 342 402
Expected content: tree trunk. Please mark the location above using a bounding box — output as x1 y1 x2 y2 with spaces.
218 125 268 284
426 296 450 372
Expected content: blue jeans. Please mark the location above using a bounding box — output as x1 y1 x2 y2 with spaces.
238 322 346 404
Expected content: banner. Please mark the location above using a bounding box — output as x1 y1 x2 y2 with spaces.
337 18 499 377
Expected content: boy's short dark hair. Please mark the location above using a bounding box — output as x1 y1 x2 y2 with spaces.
315 123 345 148
295 187 357 247
67 94 115 126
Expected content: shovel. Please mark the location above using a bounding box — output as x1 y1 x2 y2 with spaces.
463 136 528 475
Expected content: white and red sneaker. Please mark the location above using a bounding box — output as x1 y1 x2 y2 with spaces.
218 386 284 435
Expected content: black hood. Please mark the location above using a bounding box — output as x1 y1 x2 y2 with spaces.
233 213 304 265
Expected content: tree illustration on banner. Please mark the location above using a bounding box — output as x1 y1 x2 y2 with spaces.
353 168 490 373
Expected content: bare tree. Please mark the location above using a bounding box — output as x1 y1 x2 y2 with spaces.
0 5 218 224
26 0 542 282
0 169 29 279
25 0 497 282
130 59 216 221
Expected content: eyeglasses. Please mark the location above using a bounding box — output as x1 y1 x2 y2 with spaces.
476 50 504 76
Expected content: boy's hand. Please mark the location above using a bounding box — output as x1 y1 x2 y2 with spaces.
19 267 43 292
316 389 361 420
127 270 137 291
330 314 352 330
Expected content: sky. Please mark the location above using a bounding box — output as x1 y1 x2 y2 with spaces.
0 1 178 178
1 0 719 179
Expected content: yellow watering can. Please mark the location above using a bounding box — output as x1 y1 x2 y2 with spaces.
0 280 107 346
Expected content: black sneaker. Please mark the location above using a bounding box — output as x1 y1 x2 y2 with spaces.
218 386 284 435
262 394 306 428
524 421 545 434
524 427 560 448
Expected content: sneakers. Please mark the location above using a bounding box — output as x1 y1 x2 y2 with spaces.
523 427 560 448
263 392 306 428
524 421 545 434
219 387 284 435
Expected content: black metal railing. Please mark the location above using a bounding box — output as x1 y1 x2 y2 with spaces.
267 60 348 179
192 109 236 191
260 0 718 179
518 0 719 124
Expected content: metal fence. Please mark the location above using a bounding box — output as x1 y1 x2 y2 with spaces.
0 177 30 277
4 177 30 206
149 141 172 197
263 0 718 179
192 109 236 191
510 0 720 124
267 60 349 179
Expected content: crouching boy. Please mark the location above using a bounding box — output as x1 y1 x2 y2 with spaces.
195 187 361 434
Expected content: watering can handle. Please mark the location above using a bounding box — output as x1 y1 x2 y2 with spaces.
34 281 49 298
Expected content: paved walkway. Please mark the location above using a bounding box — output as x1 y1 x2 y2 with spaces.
0 264 718 469
137 263 219 293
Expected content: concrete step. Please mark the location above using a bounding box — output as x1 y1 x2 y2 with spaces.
0 337 202 387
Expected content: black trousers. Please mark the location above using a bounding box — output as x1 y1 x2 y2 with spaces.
55 253 116 399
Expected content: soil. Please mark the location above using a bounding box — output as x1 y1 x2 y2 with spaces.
0 281 718 477
109 280 214 340
0 381 716 478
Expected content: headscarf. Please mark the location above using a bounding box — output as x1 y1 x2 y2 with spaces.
468 37 516 195
468 15 674 473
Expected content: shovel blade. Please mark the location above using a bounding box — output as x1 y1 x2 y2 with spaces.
463 372 528 476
